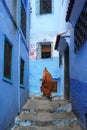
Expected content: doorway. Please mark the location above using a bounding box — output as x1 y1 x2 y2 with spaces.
64 46 70 100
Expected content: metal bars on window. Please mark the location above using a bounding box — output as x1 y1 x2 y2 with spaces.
40 0 52 14
74 1 87 53
36 42 52 59
41 44 51 58
21 0 26 38
36 0 54 15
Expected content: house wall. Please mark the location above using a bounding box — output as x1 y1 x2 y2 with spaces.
4 0 17 22
70 0 86 27
0 1 29 129
70 27 87 129
29 57 60 95
29 0 69 98
29 0 61 96
69 0 87 128
0 2 18 129
20 36 29 109
30 0 64 60
55 0 70 99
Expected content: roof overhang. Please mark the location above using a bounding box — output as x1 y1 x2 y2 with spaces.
57 37 68 54
55 33 70 54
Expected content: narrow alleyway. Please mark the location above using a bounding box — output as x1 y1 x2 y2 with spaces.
11 95 82 130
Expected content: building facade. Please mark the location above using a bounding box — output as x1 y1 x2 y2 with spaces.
29 0 69 97
55 0 87 129
54 0 70 100
66 0 87 129
0 0 30 129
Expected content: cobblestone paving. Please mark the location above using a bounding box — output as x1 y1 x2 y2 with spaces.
11 95 82 130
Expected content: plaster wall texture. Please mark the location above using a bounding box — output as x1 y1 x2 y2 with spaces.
29 0 69 97
29 57 61 95
69 2 87 128
0 1 29 129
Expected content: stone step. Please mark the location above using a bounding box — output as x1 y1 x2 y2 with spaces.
23 99 72 113
12 124 82 130
29 95 63 101
11 96 82 130
15 111 78 127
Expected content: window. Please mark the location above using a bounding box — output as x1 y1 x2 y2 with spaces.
40 0 52 14
36 42 52 59
36 0 54 15
74 1 87 53
41 44 51 58
4 37 12 80
21 0 26 38
20 58 25 85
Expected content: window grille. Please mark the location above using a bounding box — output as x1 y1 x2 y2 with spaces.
36 0 54 15
40 0 52 14
74 1 87 53
41 44 51 58
36 42 52 59
21 0 26 38
4 37 12 80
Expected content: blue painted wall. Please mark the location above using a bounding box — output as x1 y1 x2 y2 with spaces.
70 0 86 27
69 0 87 128
29 57 60 95
70 79 87 127
70 39 87 128
0 1 29 129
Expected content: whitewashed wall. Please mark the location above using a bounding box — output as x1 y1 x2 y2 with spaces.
29 0 69 97
29 0 64 59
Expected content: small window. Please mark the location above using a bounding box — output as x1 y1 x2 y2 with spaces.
40 0 52 14
41 44 51 58
20 58 25 85
21 0 26 38
4 37 12 80
36 42 52 59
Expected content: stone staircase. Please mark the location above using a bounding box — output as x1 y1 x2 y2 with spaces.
11 95 82 130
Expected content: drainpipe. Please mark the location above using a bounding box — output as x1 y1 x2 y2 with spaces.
18 32 21 114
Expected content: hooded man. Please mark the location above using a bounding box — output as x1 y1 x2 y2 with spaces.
40 67 52 101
